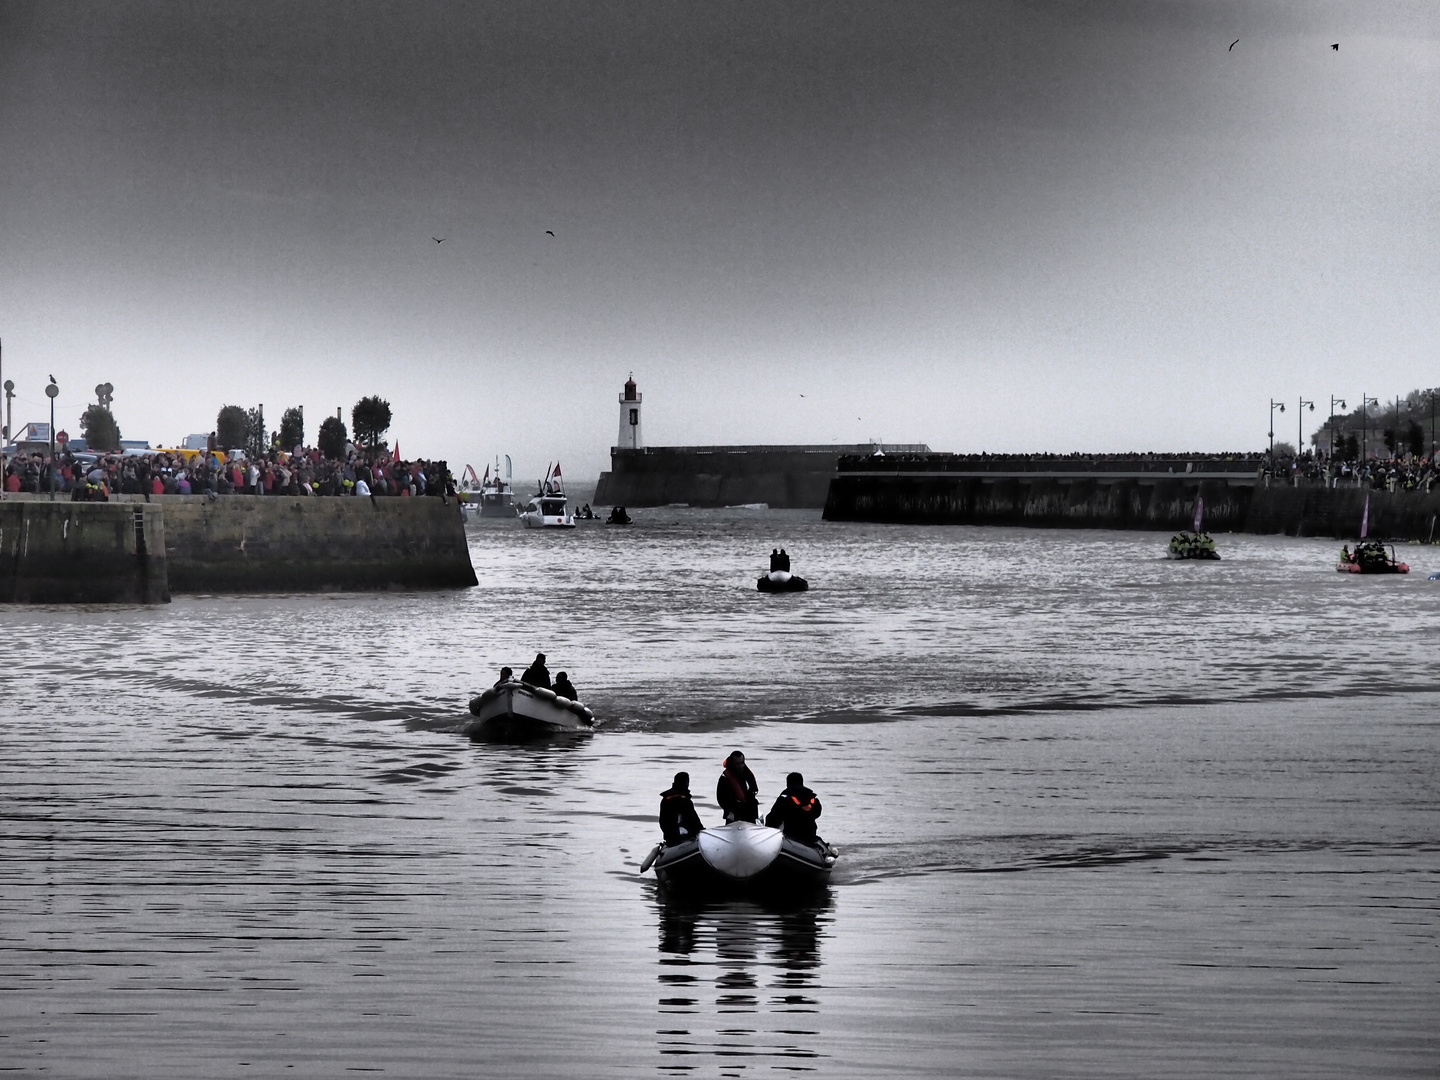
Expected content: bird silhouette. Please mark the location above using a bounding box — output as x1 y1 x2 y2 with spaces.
1230 39 1239 50
49 375 56 384
433 237 445 243
545 230 555 237
1331 43 1339 50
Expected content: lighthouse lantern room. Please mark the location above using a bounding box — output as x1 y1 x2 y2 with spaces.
616 375 643 450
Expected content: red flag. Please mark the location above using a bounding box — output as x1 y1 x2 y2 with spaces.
393 442 400 463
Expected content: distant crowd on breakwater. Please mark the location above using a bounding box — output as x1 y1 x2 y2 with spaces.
3 445 456 501
1260 451 1438 492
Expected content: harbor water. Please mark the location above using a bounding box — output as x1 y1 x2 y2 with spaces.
2 510 1437 1077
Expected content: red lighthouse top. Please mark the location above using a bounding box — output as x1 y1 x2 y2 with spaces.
623 376 637 401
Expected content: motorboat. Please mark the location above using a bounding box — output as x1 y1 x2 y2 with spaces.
518 494 575 528
1167 531 1220 560
641 820 836 895
518 462 576 528
1337 541 1409 575
458 460 515 519
757 570 808 592
467 679 595 734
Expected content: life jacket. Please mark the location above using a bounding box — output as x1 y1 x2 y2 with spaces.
720 767 752 805
787 792 818 814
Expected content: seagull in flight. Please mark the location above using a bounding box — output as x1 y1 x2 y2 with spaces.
432 237 445 243
1229 39 1239 51
545 230 555 237
1331 43 1339 50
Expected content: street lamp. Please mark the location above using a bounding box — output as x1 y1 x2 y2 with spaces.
1329 396 1346 461
45 377 58 501
1269 399 1286 455
1360 395 1378 461
1298 398 1315 457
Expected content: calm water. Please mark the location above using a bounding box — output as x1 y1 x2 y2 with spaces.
2 510 1438 1077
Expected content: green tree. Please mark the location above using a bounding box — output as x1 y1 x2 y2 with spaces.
216 405 248 450
279 407 304 451
317 415 348 460
1406 421 1424 460
80 405 121 451
1382 427 1397 456
245 406 267 460
351 396 392 451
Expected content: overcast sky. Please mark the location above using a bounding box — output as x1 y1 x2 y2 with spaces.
1 1 1435 480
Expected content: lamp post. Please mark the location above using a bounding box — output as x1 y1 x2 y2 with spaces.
1329 396 1347 461
1298 398 1315 458
1269 399 1286 455
1395 393 1404 460
1360 395 1378 461
45 378 58 500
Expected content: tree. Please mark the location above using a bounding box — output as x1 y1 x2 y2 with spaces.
280 407 304 451
1340 433 1359 462
1406 421 1424 460
1382 427 1397 456
245 406 267 460
317 415 348 460
80 405 121 451
351 396 392 451
216 405 248 450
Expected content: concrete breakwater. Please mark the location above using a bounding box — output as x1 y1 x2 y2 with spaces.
595 444 929 509
823 455 1440 541
0 501 169 603
1 494 476 602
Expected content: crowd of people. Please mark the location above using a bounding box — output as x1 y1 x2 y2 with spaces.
1260 450 1438 491
2 444 455 501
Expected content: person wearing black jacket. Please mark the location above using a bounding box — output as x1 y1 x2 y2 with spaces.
521 653 551 689
766 772 822 844
716 750 760 823
659 772 705 844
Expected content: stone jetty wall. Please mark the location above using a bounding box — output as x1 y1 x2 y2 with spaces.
157 495 478 592
596 444 930 509
0 494 476 601
823 457 1440 541
0 501 169 603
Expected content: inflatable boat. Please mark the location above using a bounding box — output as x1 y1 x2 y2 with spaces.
467 679 595 734
1337 541 1409 575
641 820 836 896
757 570 808 592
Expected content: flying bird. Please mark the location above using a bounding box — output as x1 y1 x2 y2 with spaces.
1229 39 1239 50
545 230 555 237
1331 43 1339 50
432 237 445 243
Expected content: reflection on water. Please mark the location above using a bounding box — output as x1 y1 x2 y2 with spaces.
656 895 831 1075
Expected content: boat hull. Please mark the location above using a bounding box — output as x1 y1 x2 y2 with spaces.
757 571 808 592
1167 550 1221 561
467 681 595 734
651 821 835 897
1337 561 1409 574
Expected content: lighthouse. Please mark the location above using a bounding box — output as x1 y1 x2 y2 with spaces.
616 375 643 450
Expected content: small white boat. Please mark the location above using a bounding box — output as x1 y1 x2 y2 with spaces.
517 494 575 528
642 820 836 895
467 680 595 734
518 462 575 528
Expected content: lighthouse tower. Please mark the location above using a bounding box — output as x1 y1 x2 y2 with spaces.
616 375 643 450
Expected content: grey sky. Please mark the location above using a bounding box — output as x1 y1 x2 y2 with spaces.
1 1 1434 479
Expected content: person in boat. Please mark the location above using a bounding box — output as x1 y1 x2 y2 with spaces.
769 548 780 572
493 666 514 687
778 548 791 572
659 771 705 844
765 772 823 845
521 653 551 689
553 671 579 702
717 750 760 823
1340 545 1351 564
